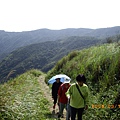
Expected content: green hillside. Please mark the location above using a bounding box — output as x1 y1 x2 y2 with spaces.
46 43 120 119
0 70 54 120
0 43 120 120
0 36 102 83
1 26 120 61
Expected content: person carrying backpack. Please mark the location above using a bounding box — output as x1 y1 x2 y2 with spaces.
66 74 89 120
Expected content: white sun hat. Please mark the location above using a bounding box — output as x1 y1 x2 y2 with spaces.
64 78 71 83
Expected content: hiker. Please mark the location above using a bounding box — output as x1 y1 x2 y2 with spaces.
52 78 62 111
57 78 71 119
66 74 89 120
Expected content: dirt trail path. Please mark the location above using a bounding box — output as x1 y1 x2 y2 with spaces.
38 75 66 119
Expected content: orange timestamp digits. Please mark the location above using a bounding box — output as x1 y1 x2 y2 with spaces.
92 104 120 109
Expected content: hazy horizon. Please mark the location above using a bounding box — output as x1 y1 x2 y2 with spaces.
0 0 120 32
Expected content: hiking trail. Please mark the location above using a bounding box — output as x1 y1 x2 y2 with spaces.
38 75 66 119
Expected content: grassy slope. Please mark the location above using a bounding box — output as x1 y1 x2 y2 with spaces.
1 43 120 120
46 43 120 119
0 69 54 120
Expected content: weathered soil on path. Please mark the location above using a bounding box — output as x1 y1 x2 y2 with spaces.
38 75 66 120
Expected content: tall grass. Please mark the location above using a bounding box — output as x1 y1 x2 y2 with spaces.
1 42 120 120
0 69 54 120
46 43 120 119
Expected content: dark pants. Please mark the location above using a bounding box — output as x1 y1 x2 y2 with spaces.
70 106 84 120
53 95 57 104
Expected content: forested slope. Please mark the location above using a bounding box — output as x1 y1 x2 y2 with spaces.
0 36 102 83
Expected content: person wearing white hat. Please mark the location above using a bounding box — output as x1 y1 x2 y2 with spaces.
57 78 71 119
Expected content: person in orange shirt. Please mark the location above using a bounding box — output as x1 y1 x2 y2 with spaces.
58 79 71 119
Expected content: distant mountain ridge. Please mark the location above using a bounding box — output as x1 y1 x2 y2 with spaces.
0 26 120 61
0 36 102 83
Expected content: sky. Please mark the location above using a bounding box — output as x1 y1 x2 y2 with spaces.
0 0 120 32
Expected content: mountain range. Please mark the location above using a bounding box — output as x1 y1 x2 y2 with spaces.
0 26 120 83
0 26 120 61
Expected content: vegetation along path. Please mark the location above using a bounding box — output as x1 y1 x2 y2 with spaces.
38 75 66 119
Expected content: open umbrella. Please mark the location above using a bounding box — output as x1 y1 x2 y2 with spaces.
48 74 71 84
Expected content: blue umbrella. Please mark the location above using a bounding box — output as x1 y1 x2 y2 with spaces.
48 74 71 84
